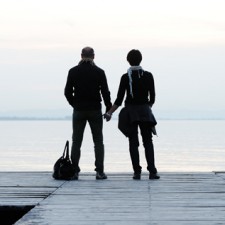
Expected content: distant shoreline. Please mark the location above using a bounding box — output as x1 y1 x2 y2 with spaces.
0 117 71 121
1 117 225 121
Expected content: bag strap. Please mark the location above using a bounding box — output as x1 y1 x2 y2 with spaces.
62 140 70 160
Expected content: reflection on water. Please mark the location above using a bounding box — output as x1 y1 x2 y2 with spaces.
0 120 225 172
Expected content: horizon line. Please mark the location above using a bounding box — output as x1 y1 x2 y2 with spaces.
1 116 225 121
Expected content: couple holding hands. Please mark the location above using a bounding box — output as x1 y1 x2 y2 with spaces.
64 47 160 180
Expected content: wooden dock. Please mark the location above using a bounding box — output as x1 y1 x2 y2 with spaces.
0 172 225 224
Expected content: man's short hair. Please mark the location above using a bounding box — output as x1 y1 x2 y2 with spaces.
81 47 95 58
127 49 142 66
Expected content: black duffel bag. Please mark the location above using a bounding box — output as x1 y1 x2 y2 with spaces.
52 140 75 180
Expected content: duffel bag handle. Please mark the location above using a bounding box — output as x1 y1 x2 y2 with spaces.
62 140 69 160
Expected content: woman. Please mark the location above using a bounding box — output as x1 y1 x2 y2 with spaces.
105 49 160 180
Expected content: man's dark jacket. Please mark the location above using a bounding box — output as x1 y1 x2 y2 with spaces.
64 62 112 111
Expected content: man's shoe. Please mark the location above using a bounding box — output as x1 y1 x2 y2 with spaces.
96 172 107 180
133 173 141 180
149 173 160 180
71 172 79 180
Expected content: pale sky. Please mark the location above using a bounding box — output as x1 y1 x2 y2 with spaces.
1 0 225 118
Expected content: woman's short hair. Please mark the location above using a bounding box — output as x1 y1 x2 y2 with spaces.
127 49 142 66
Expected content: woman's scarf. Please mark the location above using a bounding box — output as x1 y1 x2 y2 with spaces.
127 66 144 98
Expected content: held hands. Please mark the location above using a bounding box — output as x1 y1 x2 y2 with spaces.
104 104 117 122
103 112 112 122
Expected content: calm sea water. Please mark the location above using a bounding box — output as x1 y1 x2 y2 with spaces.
0 120 224 172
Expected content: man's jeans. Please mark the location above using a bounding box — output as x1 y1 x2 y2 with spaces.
71 110 104 173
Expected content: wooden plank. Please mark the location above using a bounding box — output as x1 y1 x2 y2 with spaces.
12 172 225 224
0 172 64 206
215 171 225 180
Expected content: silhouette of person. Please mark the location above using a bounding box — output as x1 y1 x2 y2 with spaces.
65 47 112 180
104 49 160 180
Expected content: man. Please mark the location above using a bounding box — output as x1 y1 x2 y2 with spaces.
64 47 112 180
